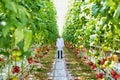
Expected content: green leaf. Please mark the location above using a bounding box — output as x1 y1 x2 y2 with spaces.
14 28 24 44
2 26 10 37
100 5 109 16
17 6 28 28
0 36 11 48
23 29 32 52
23 50 31 58
92 4 99 17
113 4 120 22
5 1 17 13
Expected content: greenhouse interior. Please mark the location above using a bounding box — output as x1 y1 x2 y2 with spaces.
0 0 120 80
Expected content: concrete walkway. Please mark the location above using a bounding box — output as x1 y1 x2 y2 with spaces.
49 52 73 80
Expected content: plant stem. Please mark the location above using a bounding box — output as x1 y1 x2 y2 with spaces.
8 55 11 79
22 56 24 75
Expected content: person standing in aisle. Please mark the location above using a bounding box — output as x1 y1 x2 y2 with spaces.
56 35 64 59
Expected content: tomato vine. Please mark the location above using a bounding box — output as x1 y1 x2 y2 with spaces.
63 0 120 79
0 0 58 55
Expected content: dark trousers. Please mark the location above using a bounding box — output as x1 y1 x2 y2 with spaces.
57 50 63 59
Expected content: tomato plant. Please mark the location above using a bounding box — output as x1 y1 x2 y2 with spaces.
0 0 58 56
0 0 58 79
63 0 120 79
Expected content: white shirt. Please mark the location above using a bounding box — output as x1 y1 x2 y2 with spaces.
56 38 64 50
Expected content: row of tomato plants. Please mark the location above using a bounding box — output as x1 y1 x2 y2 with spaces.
0 0 58 52
65 41 120 80
0 44 53 79
0 0 58 79
63 0 120 80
